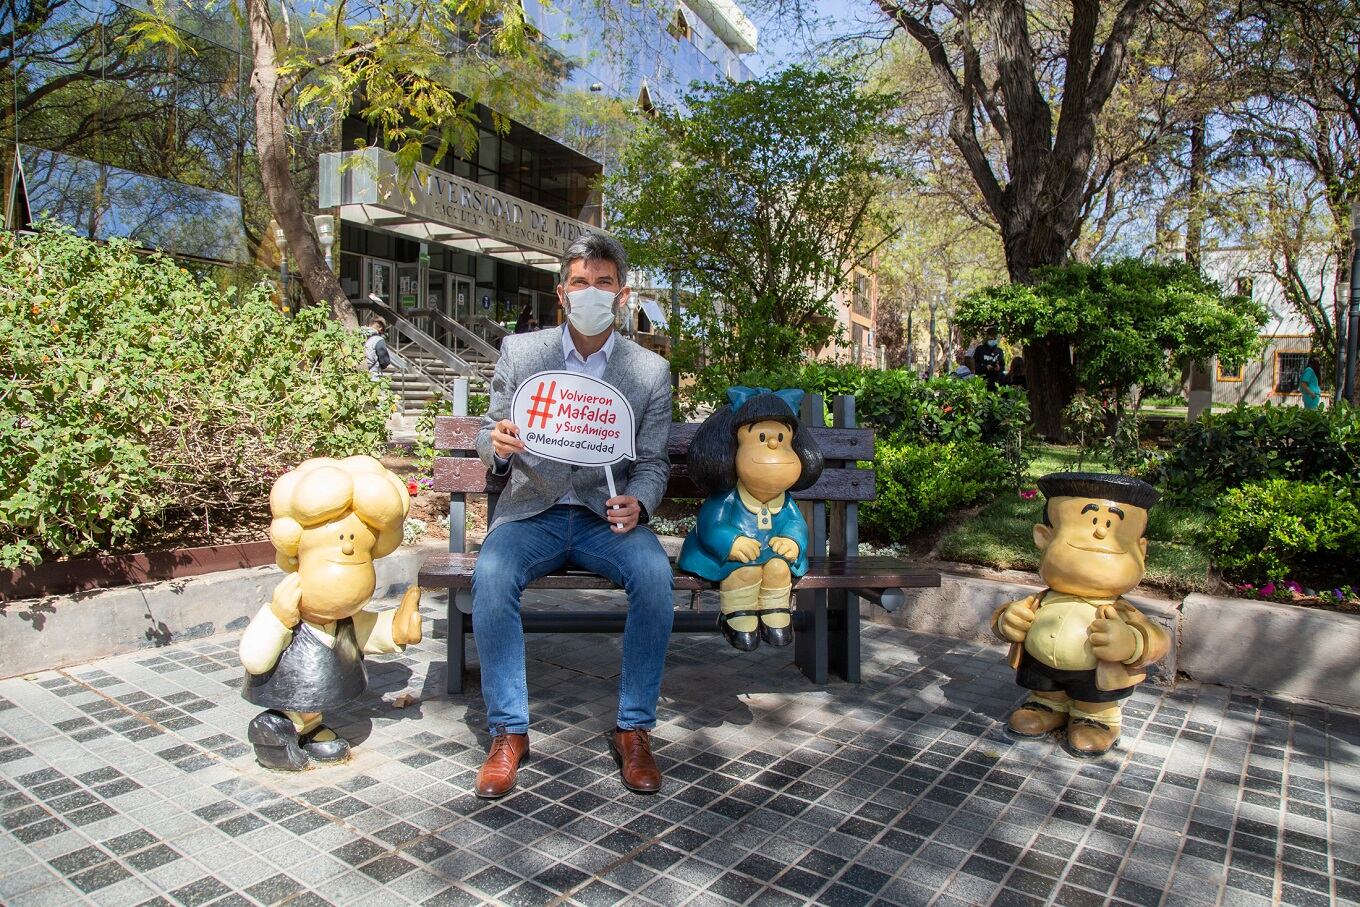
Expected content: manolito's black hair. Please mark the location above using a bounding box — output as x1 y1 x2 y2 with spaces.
1039 471 1160 532
687 392 824 496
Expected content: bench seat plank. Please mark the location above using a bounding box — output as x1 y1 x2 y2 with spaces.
420 553 939 591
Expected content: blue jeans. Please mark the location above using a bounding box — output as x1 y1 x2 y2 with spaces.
471 505 674 736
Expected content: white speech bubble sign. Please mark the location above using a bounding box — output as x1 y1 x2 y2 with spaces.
510 370 636 467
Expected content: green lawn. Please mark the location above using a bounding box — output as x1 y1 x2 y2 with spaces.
933 444 1217 596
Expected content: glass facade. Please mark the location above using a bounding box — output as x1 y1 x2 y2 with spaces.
5 0 755 330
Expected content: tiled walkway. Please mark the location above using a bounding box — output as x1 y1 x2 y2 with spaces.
1 589 1358 907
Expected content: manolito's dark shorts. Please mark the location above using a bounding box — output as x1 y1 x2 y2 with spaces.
1016 652 1133 704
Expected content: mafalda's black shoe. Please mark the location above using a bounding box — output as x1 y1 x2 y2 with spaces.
717 610 760 652
248 710 309 772
758 607 793 647
300 727 351 765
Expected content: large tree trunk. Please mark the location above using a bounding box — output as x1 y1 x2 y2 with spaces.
1023 337 1075 440
246 0 356 328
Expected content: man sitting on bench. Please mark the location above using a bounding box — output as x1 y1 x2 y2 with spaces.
471 233 674 799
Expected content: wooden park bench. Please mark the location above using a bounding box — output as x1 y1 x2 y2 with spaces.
419 394 941 693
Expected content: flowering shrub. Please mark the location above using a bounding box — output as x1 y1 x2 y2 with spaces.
0 225 390 566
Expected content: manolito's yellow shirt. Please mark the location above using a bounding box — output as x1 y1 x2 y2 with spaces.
1023 592 1116 671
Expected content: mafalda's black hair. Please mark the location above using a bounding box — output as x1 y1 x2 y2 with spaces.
688 392 824 496
1039 472 1160 535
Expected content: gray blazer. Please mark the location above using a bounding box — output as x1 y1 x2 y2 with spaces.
476 326 673 535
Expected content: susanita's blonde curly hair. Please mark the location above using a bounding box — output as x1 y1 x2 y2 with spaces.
267 456 410 571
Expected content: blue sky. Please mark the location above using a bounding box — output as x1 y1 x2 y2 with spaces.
744 0 887 74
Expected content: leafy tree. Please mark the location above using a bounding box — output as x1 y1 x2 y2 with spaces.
958 259 1267 434
607 66 903 405
1214 0 1358 395
870 0 1193 435
239 0 549 326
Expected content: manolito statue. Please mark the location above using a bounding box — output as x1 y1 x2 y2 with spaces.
240 456 422 771
992 472 1169 758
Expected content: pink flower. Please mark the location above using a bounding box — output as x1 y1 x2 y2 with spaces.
1259 582 1276 597
406 480 419 496
1235 583 1255 593
1019 489 1038 500
1283 580 1303 594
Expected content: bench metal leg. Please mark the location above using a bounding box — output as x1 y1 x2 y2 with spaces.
827 590 861 683
793 588 827 684
446 589 468 695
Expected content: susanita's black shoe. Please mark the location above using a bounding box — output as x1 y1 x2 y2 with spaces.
248 710 309 772
717 610 760 652
300 727 351 764
759 608 793 647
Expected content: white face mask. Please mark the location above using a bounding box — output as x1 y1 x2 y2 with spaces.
565 286 619 336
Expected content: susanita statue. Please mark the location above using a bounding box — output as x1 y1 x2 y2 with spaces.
240 456 423 771
992 472 1170 758
678 387 824 651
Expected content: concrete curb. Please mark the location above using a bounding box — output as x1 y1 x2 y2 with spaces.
5 550 1357 709
0 541 445 679
869 570 1360 708
1179 593 1360 708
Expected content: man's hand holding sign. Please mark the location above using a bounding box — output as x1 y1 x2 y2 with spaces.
505 370 639 532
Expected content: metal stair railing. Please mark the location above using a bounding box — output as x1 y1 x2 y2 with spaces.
355 299 482 401
409 308 500 375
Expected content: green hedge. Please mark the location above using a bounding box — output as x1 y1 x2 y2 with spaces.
860 441 1009 542
1149 404 1360 504
716 362 1030 452
1 225 391 567
1208 479 1360 587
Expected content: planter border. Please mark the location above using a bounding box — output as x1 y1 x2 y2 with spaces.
2 540 276 601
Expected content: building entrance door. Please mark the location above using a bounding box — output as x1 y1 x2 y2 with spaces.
452 277 474 327
397 264 421 314
365 259 395 308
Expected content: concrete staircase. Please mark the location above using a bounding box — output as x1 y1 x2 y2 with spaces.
388 347 493 415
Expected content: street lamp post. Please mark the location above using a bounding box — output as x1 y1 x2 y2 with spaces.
927 295 938 378
314 214 336 270
905 304 914 370
1346 201 1360 403
273 225 289 296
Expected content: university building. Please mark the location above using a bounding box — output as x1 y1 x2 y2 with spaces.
3 0 759 405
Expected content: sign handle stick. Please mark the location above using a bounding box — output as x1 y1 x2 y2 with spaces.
604 467 621 528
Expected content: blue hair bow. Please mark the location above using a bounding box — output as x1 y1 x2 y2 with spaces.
726 386 805 413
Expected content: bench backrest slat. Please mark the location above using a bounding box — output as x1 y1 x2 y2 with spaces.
434 416 874 462
433 457 876 502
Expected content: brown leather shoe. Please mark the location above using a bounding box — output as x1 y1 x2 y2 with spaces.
1007 700 1069 738
475 732 529 799
1064 718 1120 759
609 728 661 794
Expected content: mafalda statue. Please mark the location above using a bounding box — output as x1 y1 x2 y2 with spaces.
240 456 423 771
678 387 823 651
993 472 1169 758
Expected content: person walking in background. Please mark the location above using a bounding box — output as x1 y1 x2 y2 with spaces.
362 317 391 380
514 303 538 334
1300 356 1323 410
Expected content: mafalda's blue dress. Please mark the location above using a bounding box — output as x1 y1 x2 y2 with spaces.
678 484 810 580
